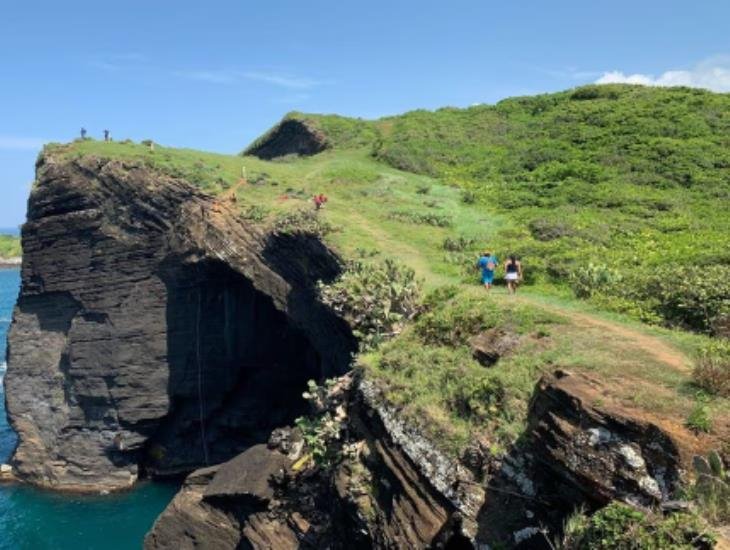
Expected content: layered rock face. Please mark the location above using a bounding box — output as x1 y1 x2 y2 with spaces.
146 371 693 549
5 153 355 491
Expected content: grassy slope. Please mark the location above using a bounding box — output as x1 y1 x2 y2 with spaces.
296 85 730 334
50 134 728 461
0 235 21 259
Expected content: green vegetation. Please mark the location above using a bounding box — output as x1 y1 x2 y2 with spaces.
318 259 421 350
285 85 730 334
47 84 729 463
561 502 715 549
693 340 730 397
0 234 21 259
687 450 730 525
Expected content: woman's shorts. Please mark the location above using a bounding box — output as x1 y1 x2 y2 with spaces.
505 272 519 281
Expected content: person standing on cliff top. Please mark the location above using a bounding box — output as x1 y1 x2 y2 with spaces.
80 127 87 139
104 129 110 142
476 251 498 290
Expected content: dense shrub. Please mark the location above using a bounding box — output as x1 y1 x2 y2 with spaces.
561 502 715 549
570 263 622 299
692 341 730 397
416 298 502 346
442 235 477 251
239 204 269 222
318 259 422 350
528 218 575 241
274 208 333 236
389 210 453 227
631 266 730 334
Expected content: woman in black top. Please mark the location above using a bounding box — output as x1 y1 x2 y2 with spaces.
504 255 522 294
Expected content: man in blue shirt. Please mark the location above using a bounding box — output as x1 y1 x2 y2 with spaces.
476 251 499 290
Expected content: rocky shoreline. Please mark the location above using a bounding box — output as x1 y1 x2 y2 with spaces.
0 257 21 268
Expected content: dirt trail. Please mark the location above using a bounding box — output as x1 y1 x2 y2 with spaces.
515 295 691 373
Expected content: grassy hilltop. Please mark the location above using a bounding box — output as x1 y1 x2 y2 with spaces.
47 84 729 477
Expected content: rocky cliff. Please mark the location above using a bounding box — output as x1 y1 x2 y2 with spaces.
5 151 355 491
145 370 697 549
4 148 716 548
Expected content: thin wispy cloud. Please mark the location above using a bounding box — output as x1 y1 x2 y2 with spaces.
175 69 331 89
595 56 730 92
88 53 147 72
0 136 46 151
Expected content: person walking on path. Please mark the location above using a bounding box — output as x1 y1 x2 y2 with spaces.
476 251 499 291
504 255 523 294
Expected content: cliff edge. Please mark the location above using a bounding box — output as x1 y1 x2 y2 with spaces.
5 150 355 491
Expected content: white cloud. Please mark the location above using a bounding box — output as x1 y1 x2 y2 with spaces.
0 136 46 151
175 69 330 89
595 56 730 92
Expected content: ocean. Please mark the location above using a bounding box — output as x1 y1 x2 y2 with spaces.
0 268 178 549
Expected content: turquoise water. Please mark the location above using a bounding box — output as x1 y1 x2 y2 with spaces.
0 268 179 550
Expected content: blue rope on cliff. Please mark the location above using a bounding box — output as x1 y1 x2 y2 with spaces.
196 283 210 466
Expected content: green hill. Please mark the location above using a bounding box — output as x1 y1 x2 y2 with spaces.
257 84 730 335
48 84 729 469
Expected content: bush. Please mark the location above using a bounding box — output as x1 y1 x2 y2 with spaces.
446 373 504 422
692 341 730 397
635 265 730 334
239 204 269 222
570 263 622 299
274 208 333 236
562 501 715 549
528 218 575 241
442 235 476 252
689 450 730 525
416 298 502 346
318 259 422 350
687 401 713 433
389 210 453 227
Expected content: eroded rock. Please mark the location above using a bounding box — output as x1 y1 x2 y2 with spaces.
5 153 355 491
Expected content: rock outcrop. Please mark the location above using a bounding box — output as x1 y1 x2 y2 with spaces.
243 118 329 160
146 371 697 549
5 152 355 491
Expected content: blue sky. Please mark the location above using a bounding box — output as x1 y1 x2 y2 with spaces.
1 0 729 227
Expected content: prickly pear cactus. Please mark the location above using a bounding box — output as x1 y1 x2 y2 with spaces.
692 450 729 515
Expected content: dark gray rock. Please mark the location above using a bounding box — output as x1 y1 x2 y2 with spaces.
469 328 520 367
5 152 356 491
204 444 291 502
244 119 328 160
